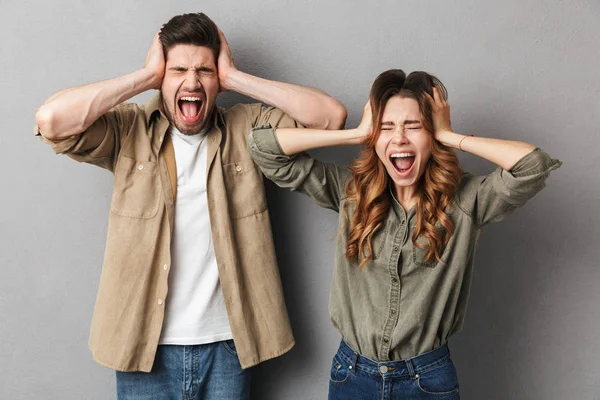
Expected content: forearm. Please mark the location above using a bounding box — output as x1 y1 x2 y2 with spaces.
437 130 536 171
225 70 346 130
275 127 362 155
36 68 157 139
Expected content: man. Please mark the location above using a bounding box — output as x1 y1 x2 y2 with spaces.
35 13 346 399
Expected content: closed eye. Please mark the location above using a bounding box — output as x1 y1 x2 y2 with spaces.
195 67 215 75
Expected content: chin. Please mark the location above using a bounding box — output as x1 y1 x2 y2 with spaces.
175 119 206 135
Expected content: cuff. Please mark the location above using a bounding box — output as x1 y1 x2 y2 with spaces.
247 124 288 157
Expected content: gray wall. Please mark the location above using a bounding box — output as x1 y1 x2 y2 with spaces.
1 0 598 399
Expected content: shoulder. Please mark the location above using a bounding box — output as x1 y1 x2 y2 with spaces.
221 103 263 124
453 172 485 218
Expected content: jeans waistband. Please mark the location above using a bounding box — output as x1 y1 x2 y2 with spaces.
336 340 451 379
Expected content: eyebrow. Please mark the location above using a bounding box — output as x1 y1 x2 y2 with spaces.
381 120 422 125
195 65 215 73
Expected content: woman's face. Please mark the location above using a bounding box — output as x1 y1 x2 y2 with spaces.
374 95 432 190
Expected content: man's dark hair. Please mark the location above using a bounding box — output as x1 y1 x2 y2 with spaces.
159 13 221 61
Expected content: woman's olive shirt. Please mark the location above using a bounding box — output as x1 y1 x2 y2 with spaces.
248 126 561 361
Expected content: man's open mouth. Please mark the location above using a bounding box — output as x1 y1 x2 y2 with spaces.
390 152 416 174
177 96 203 124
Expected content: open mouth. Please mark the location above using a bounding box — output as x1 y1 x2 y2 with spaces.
177 96 203 124
390 152 416 175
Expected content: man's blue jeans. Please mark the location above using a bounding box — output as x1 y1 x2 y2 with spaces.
116 340 250 400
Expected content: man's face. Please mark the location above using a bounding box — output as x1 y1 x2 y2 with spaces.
161 44 219 135
374 95 432 190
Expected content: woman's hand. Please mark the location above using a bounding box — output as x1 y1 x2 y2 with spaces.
426 86 454 144
356 101 373 143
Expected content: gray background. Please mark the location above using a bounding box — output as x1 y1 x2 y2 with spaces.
1 0 597 399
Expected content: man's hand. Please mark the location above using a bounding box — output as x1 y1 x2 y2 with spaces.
426 86 453 143
144 31 166 90
212 25 345 128
217 28 238 92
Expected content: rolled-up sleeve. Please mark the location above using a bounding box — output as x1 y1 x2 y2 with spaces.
458 148 562 227
247 125 350 212
35 103 137 172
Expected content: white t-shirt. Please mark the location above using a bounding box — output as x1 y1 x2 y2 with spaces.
159 126 232 345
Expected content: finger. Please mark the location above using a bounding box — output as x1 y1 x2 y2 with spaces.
155 30 164 49
436 86 448 107
217 27 230 48
432 87 444 108
436 86 449 108
424 91 436 108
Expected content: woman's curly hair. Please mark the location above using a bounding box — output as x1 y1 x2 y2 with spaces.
344 69 462 267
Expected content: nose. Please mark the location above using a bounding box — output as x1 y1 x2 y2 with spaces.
390 127 409 145
183 70 203 90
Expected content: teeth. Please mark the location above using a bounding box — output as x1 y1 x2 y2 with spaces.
180 96 202 101
390 153 414 158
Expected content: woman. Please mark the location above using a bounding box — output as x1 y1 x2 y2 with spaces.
247 69 561 399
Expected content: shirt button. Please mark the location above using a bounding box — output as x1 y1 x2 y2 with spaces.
392 278 398 283
235 165 242 172
163 264 168 271
138 164 144 171
379 365 388 374
393 246 399 252
383 337 389 344
391 310 396 315
157 299 163 305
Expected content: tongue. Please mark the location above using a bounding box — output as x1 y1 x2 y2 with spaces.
181 101 200 119
394 157 415 171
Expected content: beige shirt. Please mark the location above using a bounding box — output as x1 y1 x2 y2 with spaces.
36 93 301 372
248 126 562 361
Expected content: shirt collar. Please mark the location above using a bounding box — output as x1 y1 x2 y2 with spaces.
389 183 414 220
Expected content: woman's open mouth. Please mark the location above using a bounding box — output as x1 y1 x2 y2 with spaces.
390 152 416 176
177 96 204 124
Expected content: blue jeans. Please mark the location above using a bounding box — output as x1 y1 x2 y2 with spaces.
116 340 250 400
329 340 460 400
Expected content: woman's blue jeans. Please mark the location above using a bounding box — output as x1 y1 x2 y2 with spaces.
329 340 460 399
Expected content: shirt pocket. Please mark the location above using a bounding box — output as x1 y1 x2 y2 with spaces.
110 156 161 219
223 160 267 219
412 225 449 268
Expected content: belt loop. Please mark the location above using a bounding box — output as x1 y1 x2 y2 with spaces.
349 351 358 373
405 358 416 378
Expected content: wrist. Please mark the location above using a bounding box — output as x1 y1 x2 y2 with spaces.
435 130 460 148
220 68 242 92
347 128 366 145
137 67 162 90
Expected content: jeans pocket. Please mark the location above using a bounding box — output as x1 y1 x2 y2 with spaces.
415 357 460 397
221 339 238 356
329 354 350 385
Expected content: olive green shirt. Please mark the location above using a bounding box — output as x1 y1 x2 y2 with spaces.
36 94 301 372
247 126 561 361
